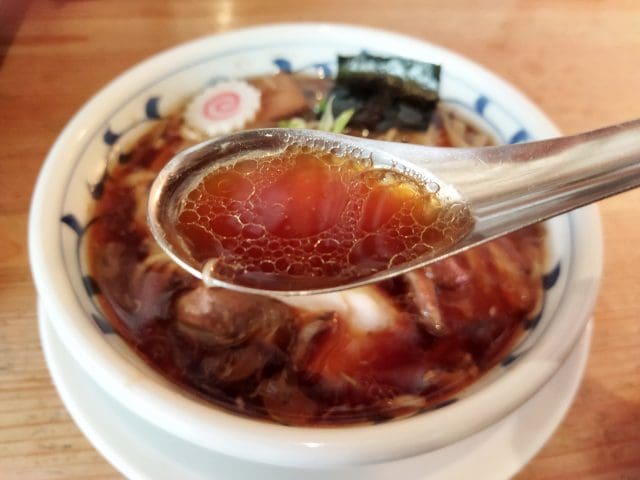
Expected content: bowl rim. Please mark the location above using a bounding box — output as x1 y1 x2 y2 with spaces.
29 22 602 468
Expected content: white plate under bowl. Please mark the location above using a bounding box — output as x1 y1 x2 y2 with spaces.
29 23 603 467
39 301 592 479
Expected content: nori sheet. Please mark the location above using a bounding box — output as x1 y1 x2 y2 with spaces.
330 52 441 132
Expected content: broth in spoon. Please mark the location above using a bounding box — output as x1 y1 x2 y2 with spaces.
175 144 473 291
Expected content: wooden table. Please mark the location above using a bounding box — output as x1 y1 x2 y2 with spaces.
1 0 639 478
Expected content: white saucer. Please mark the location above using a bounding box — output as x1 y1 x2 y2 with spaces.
39 302 591 479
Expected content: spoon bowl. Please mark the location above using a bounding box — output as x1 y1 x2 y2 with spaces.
149 119 640 296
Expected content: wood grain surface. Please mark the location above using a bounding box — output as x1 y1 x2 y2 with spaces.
1 0 639 478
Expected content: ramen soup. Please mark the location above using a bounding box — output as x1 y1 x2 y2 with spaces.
177 147 473 291
88 65 546 425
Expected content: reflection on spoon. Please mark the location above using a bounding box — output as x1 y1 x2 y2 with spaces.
148 121 640 296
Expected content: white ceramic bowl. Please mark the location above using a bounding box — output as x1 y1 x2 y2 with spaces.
29 23 602 468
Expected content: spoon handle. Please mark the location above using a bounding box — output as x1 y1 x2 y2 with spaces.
467 118 640 238
381 118 640 242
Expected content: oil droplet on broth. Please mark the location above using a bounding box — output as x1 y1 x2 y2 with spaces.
175 145 473 290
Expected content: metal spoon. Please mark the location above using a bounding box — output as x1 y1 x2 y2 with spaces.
148 119 640 296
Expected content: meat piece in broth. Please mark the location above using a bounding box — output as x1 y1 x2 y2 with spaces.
249 73 310 123
175 286 295 348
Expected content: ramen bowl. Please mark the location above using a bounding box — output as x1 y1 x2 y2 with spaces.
29 23 602 468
